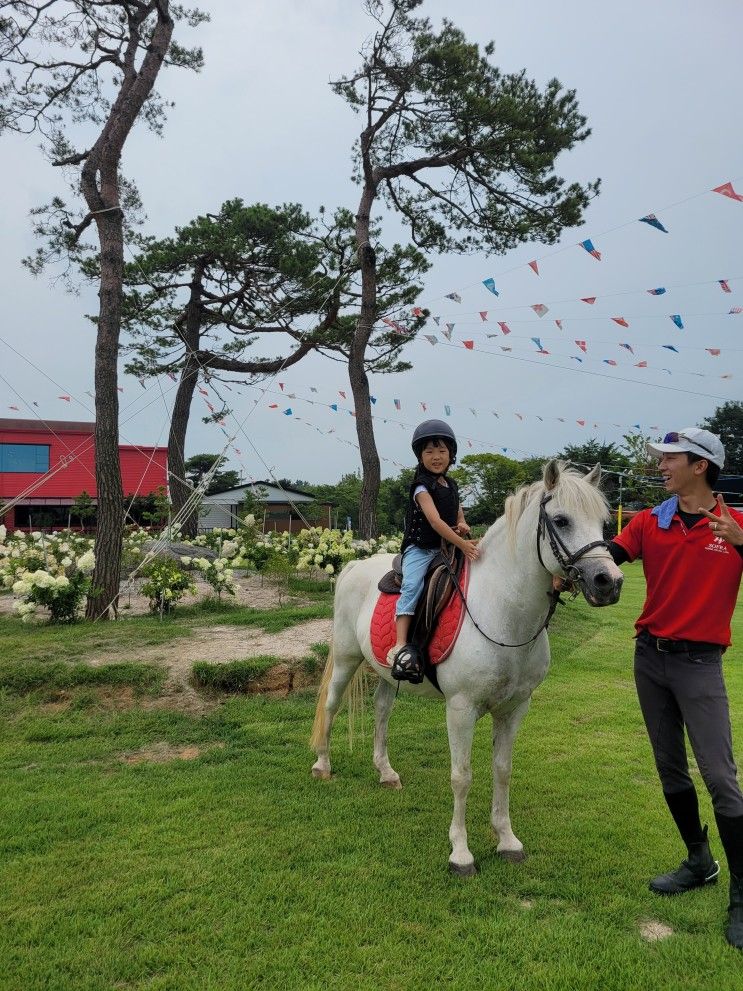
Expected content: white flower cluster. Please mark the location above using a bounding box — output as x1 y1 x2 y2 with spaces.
179 555 237 597
0 530 97 623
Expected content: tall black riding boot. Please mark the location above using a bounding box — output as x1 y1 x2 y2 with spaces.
649 824 720 895
726 875 743 949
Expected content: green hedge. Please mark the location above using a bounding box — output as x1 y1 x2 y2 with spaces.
191 656 278 692
0 661 162 695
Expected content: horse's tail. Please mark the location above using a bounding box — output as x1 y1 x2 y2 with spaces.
310 645 334 752
310 647 367 754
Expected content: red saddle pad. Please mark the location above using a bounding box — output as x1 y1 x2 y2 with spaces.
370 561 470 667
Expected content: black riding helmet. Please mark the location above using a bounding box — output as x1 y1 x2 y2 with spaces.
411 419 457 464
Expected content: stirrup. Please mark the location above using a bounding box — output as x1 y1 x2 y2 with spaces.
391 643 425 684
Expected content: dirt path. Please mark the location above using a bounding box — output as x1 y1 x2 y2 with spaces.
2 572 333 714
89 616 333 713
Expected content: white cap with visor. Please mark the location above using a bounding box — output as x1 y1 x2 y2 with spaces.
647 427 725 469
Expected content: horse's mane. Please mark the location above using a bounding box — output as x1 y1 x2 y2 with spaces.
478 463 609 552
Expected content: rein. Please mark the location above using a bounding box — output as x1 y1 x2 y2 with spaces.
444 493 610 650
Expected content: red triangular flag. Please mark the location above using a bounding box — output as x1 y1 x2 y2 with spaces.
479 311 488 321
198 387 209 396
528 260 539 275
58 395 71 402
268 403 278 409
581 297 596 305
577 419 586 426
706 348 721 356
555 320 563 330
635 361 648 368
339 390 346 399
463 340 474 349
497 321 511 335
713 181 743 203
278 383 284 391
575 340 587 352
611 317 629 327
8 405 19 410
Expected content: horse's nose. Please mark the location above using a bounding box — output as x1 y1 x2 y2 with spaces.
591 568 623 601
593 570 614 590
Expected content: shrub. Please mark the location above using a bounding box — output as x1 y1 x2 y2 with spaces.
191 656 277 692
140 559 195 615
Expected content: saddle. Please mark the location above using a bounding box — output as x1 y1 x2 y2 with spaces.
375 543 466 687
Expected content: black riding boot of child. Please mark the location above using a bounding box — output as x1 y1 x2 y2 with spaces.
390 643 425 684
649 825 720 895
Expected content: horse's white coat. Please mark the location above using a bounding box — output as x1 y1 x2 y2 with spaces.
311 462 623 871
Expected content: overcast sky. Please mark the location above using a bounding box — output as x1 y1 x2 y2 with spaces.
1 0 742 484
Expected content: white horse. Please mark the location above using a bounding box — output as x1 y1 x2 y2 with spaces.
311 460 624 874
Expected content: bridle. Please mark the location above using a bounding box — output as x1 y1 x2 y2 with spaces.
536 493 612 583
445 492 612 651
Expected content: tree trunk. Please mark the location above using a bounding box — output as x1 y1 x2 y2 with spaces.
168 264 205 539
85 213 124 619
79 9 175 618
168 354 200 539
351 182 381 538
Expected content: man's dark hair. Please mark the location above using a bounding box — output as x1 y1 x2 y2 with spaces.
687 452 721 487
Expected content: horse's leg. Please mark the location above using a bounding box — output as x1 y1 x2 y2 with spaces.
490 699 530 862
311 648 363 780
373 678 402 789
446 700 479 876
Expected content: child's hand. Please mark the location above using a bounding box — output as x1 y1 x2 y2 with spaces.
462 539 480 562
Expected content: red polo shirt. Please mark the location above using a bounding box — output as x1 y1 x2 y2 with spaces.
613 505 743 646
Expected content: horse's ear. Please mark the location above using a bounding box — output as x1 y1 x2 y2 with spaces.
585 463 602 487
543 459 560 491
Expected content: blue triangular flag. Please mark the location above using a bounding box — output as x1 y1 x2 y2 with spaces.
283 408 293 415
444 404 451 416
662 345 679 353
639 214 668 233
330 403 338 411
647 287 667 296
370 396 377 404
531 336 543 350
670 314 684 329
482 278 499 296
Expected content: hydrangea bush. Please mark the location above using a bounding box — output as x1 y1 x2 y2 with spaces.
0 516 402 623
140 559 196 615
0 526 96 623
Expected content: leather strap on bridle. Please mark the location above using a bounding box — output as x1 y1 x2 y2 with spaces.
441 493 609 651
536 494 612 582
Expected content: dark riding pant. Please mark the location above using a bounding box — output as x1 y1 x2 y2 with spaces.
634 631 743 818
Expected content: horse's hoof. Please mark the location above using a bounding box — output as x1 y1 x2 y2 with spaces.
311 767 332 781
497 848 526 863
449 860 477 877
380 777 402 790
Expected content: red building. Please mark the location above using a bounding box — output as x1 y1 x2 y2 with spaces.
0 418 167 531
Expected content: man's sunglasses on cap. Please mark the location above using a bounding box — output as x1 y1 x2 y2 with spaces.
662 431 715 457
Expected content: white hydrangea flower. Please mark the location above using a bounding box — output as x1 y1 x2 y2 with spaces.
325 564 334 574
77 550 95 573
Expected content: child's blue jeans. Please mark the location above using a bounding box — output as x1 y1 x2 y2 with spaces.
395 545 439 617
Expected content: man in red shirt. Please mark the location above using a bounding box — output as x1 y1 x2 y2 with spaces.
611 427 743 949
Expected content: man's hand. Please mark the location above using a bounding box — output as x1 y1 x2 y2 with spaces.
698 494 743 547
453 521 471 537
461 539 480 562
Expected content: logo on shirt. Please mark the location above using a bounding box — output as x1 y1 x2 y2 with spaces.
705 535 729 554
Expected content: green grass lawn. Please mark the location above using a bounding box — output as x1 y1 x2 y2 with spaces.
1 564 743 990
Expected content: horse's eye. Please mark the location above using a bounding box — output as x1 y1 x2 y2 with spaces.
553 515 570 529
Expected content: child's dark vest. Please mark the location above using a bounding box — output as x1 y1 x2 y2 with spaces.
401 472 459 553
